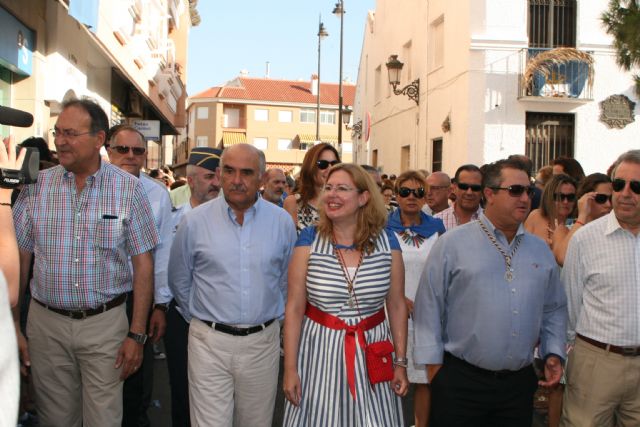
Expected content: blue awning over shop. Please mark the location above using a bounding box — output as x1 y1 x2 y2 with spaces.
0 7 34 76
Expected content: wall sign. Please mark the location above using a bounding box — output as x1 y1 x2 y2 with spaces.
599 94 636 129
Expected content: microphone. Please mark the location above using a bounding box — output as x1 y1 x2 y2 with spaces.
0 105 34 128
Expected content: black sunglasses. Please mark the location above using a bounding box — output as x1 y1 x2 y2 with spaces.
316 160 340 170
612 178 640 195
109 145 147 156
397 187 425 198
489 185 535 197
457 182 482 192
553 193 577 202
594 193 612 204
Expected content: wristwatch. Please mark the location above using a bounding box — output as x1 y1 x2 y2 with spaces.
153 303 169 312
127 331 148 345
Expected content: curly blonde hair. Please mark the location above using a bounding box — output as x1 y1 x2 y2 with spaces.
317 164 387 254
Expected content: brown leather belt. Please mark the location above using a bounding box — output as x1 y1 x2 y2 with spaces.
577 333 640 357
34 293 127 320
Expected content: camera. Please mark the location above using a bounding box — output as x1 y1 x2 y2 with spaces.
0 147 39 188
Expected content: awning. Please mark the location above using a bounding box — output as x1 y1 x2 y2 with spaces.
295 134 339 145
222 131 247 146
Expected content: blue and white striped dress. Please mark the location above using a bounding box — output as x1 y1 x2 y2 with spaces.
283 226 404 427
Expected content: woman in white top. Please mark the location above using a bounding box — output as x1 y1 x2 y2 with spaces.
385 170 445 427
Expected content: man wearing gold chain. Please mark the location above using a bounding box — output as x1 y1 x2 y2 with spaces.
413 157 567 427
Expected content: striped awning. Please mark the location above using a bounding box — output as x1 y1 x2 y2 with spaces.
222 131 247 146
295 134 339 145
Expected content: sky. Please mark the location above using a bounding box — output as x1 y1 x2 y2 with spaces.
186 0 377 96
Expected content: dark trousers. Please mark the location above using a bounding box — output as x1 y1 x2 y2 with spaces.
164 300 191 427
122 295 153 427
430 353 538 427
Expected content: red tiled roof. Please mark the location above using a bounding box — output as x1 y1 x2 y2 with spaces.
192 77 355 106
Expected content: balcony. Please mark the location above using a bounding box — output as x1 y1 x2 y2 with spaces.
518 47 594 102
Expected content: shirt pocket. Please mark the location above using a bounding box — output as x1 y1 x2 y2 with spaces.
94 218 126 249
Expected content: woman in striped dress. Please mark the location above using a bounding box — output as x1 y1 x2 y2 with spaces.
283 163 408 426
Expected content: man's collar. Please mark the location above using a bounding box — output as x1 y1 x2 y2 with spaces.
605 211 627 236
479 212 525 238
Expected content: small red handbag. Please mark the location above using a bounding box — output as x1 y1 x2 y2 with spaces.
365 340 395 385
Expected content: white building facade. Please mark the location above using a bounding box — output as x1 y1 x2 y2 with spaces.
353 0 639 176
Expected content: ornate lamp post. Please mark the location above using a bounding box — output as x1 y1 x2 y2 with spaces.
316 19 328 142
386 54 420 105
333 1 345 145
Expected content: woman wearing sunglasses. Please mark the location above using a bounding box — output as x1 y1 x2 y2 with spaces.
524 174 578 246
552 173 612 266
283 164 408 426
283 143 340 234
385 171 445 427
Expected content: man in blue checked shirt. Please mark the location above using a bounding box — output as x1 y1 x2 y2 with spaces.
169 143 296 427
414 157 567 427
12 98 159 427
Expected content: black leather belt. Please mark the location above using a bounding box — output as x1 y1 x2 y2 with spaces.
578 333 640 357
34 293 127 320
445 352 531 378
202 318 275 336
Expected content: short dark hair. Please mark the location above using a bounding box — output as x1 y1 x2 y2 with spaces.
507 154 533 175
454 164 482 183
552 156 585 182
482 158 531 190
61 97 109 136
108 125 145 146
577 173 611 199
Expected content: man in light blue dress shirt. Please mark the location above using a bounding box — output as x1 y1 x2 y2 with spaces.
169 144 296 427
106 125 174 427
414 158 567 427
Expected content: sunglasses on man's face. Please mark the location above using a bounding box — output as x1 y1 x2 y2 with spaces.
316 160 340 170
553 192 576 202
457 182 482 192
109 145 147 156
593 193 612 204
489 185 535 198
612 178 640 195
397 187 425 198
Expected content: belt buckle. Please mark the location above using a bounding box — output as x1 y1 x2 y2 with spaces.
70 310 88 320
622 346 640 356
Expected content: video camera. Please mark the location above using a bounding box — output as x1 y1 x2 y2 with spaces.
0 105 40 189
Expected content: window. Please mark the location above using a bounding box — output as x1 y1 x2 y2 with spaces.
253 137 268 150
528 0 577 48
432 138 443 172
403 40 412 84
372 149 378 167
430 17 444 70
526 112 575 172
223 107 240 128
320 110 335 125
196 106 208 119
300 109 316 123
254 109 268 121
278 110 292 123
196 136 208 147
277 138 292 151
374 65 382 102
401 145 410 171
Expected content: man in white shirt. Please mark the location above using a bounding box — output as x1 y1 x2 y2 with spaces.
561 149 640 427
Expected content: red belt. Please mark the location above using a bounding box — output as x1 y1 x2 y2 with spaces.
305 302 385 399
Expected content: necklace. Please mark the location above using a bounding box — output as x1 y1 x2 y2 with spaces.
478 220 522 282
333 236 364 309
399 229 425 247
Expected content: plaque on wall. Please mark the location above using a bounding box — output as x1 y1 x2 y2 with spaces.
599 94 636 129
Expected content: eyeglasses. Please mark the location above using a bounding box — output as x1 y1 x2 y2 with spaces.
553 193 577 202
593 193 612 204
397 187 425 198
316 160 340 170
612 178 640 195
51 128 94 139
489 185 535 198
457 182 482 192
323 184 359 194
108 145 147 156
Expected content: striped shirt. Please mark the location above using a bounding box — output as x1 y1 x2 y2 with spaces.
562 212 640 346
434 203 482 231
13 162 159 310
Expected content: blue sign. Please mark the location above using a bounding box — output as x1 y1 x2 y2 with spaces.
0 7 34 76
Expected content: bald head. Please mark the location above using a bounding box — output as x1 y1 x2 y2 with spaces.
426 172 451 214
263 168 287 204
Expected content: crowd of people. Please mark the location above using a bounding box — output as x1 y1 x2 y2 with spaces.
0 96 638 427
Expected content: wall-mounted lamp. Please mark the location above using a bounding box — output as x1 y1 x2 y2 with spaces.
349 120 363 138
341 105 353 129
385 54 420 105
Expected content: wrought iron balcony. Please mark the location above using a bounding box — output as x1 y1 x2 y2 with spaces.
519 47 594 101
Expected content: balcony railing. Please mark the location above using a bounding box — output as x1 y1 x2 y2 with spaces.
519 47 594 101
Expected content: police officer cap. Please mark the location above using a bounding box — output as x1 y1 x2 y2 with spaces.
188 147 222 172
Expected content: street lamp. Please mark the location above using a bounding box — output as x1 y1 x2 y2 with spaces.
386 54 420 105
316 19 328 142
333 1 345 145
341 106 361 138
